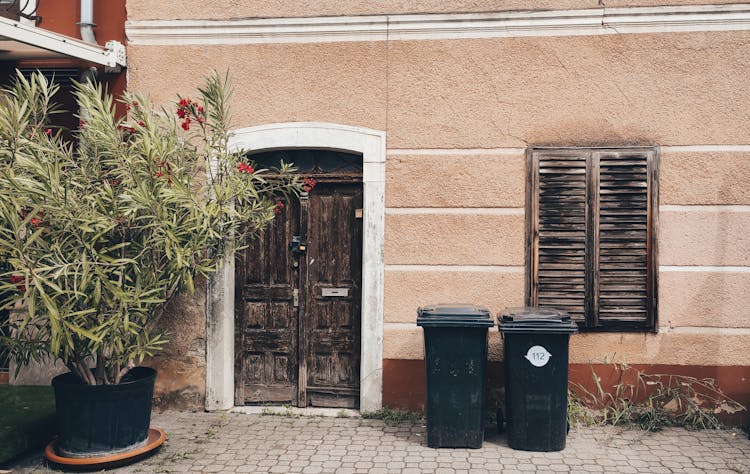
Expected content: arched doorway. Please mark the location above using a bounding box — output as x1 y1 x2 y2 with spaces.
235 149 363 408
205 123 385 412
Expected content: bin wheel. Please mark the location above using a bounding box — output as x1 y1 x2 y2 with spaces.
496 408 505 434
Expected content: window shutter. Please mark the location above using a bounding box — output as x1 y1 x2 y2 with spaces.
529 150 590 324
593 150 656 329
528 148 658 331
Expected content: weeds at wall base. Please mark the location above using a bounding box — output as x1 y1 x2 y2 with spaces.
361 408 423 424
568 359 746 431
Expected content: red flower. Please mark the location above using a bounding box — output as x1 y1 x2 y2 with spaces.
132 100 139 108
237 162 254 174
28 208 44 227
179 98 190 107
137 120 145 127
129 127 136 134
79 119 86 128
154 171 164 178
44 128 52 136
10 275 26 293
181 119 191 131
302 177 318 193
112 179 121 186
273 200 284 214
197 105 204 113
177 108 187 119
197 117 205 124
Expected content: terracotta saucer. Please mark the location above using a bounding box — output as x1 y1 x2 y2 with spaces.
45 428 166 469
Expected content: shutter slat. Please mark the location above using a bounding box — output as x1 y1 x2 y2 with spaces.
535 152 588 322
596 151 651 328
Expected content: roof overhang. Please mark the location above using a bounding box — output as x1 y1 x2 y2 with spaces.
0 16 126 68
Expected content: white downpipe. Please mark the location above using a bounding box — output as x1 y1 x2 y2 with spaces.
79 0 96 44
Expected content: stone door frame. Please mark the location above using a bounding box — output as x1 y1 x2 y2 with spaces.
205 122 385 412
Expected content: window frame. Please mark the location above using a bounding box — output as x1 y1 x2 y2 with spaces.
524 146 660 332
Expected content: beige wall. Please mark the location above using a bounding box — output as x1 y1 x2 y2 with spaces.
127 0 745 20
130 31 750 148
127 24 750 375
126 42 388 133
386 33 750 148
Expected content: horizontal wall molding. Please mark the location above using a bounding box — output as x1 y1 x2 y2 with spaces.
126 4 750 45
660 265 750 272
662 145 750 152
391 322 750 335
388 145 750 156
659 326 750 335
387 205 750 214
386 265 750 273
385 207 524 215
388 148 524 156
385 264 525 272
385 323 420 330
660 205 750 212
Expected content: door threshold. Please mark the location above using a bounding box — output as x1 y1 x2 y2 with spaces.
230 406 360 418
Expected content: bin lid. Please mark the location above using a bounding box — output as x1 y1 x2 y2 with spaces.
417 304 494 328
498 307 578 334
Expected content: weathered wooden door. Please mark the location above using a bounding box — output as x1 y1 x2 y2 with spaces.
235 168 362 408
235 198 301 405
301 182 362 408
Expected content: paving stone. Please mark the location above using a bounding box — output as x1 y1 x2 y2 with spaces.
5 411 750 473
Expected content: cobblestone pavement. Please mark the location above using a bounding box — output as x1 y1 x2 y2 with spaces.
8 410 750 473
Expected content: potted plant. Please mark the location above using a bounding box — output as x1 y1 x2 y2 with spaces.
0 71 300 458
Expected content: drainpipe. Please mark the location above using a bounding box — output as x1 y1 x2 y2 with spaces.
78 0 97 145
79 0 96 44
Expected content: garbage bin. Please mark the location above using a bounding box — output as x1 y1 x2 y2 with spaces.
498 307 578 452
417 304 494 448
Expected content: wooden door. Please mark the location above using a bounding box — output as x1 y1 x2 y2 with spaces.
235 199 300 405
235 178 362 408
300 183 363 408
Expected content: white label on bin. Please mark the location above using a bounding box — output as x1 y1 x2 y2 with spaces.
525 345 551 367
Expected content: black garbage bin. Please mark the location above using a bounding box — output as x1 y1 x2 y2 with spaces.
417 304 494 448
498 307 578 452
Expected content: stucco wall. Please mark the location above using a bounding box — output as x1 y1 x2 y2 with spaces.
146 280 207 409
128 31 750 148
126 13 750 410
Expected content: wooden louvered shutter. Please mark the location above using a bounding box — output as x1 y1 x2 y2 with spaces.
527 150 591 324
527 148 658 331
593 149 657 330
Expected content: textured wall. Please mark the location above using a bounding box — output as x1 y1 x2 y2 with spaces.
125 12 750 408
146 280 207 410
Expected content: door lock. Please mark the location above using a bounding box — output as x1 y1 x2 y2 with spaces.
289 235 306 258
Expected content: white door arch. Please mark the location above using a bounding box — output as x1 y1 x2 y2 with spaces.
205 122 385 412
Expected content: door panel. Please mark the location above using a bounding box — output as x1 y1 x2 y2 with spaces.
235 177 362 409
303 183 362 408
235 199 300 405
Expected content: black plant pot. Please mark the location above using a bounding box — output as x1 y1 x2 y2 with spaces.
51 366 156 458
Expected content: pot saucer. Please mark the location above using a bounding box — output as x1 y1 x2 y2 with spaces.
45 427 165 469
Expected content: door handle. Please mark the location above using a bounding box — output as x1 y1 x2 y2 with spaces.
289 235 306 257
